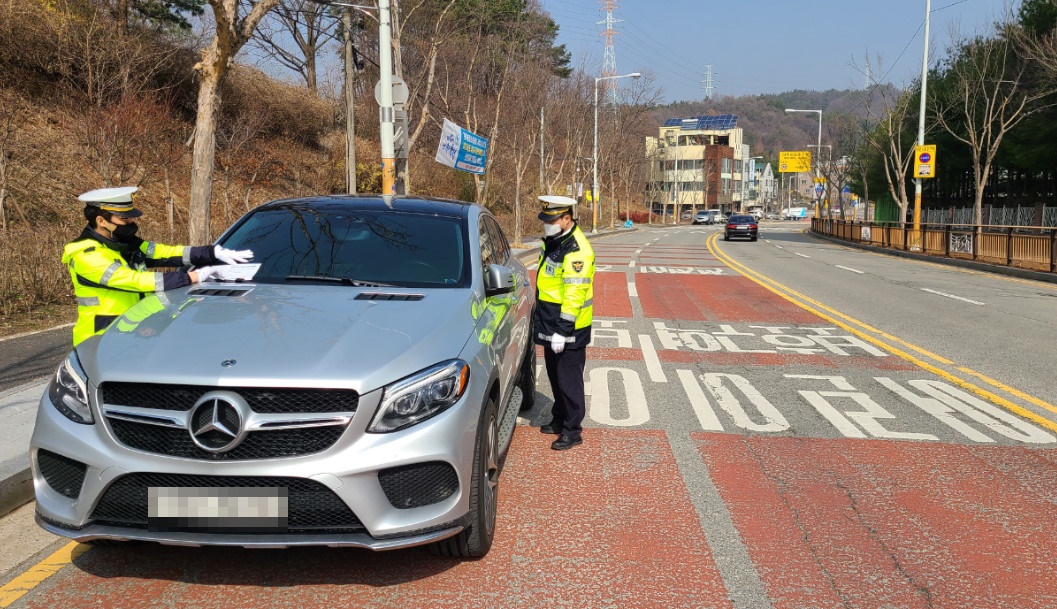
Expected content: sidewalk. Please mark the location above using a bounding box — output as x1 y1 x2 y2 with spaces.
0 379 45 517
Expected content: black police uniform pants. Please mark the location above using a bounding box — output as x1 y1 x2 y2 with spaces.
543 346 586 440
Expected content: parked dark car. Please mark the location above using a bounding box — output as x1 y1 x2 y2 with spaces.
724 214 759 241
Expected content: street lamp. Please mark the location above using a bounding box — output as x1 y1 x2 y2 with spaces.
593 72 641 234
784 108 822 219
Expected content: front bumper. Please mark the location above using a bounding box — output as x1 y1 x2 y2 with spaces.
31 380 485 550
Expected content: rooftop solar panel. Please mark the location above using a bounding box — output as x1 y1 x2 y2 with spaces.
663 114 739 130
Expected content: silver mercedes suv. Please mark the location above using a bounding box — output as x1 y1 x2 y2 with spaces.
31 195 535 558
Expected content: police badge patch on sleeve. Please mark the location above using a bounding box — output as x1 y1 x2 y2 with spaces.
572 261 584 273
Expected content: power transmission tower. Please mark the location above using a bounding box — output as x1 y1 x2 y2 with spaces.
702 65 716 100
598 0 622 104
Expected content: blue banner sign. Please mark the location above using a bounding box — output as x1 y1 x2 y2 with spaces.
435 118 488 175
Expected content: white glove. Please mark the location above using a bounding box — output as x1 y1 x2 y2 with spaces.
550 333 566 354
195 266 220 282
214 245 253 265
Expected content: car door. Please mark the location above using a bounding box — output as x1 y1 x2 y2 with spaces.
480 215 529 409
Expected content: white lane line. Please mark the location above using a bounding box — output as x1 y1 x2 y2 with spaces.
920 288 985 306
795 252 810 258
628 281 638 298
638 334 668 383
835 265 864 274
774 245 784 249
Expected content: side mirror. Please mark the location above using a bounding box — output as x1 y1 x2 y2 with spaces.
484 264 515 297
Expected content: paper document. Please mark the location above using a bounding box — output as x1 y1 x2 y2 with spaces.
209 263 261 282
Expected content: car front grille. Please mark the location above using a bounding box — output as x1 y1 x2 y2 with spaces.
108 419 347 461
378 462 459 509
99 383 357 461
38 449 87 499
90 473 364 533
100 383 359 414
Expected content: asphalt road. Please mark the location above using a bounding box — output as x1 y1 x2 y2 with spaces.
0 327 70 393
3 221 1056 609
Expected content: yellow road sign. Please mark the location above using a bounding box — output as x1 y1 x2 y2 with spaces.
779 151 811 173
914 144 936 179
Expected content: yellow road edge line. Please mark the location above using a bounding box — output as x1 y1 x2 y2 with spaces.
749 233 1057 413
707 233 1057 433
0 542 88 608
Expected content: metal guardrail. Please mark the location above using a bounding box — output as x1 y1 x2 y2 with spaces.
811 219 1057 274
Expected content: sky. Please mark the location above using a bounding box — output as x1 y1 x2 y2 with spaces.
536 0 1017 103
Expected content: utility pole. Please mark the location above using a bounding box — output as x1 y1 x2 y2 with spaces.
378 0 396 195
342 8 357 194
912 0 932 249
539 107 545 194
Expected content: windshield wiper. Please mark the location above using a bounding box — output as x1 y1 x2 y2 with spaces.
284 275 394 287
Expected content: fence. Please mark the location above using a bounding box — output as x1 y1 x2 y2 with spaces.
812 219 1057 274
923 206 1057 228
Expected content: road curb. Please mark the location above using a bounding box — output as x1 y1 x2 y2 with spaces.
0 464 32 520
0 380 43 519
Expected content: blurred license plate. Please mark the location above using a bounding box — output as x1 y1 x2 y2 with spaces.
148 487 288 532
737 224 749 229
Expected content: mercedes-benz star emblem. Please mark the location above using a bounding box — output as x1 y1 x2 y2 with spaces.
189 397 246 453
221 359 237 368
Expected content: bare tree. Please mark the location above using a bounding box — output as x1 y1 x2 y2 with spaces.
931 30 1056 227
818 114 859 220
863 84 917 224
249 0 337 92
188 0 281 244
0 93 35 231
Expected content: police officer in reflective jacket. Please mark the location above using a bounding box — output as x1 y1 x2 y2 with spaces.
62 187 253 346
533 195 595 450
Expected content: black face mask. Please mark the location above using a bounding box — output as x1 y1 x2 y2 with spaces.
111 222 139 242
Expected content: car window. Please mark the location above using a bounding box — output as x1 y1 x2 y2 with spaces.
221 208 470 287
479 218 496 269
730 215 753 223
482 216 510 265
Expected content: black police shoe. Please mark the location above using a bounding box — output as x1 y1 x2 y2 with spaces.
540 421 561 435
551 435 582 451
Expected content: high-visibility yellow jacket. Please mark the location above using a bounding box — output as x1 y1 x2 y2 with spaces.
61 227 211 346
533 223 595 349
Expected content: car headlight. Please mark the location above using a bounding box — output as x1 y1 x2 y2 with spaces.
368 360 470 433
47 352 93 425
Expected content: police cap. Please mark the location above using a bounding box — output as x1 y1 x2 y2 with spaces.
78 186 142 218
538 195 577 221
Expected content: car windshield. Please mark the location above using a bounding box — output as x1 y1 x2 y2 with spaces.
219 207 469 288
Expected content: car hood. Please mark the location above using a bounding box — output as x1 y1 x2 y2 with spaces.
78 284 480 394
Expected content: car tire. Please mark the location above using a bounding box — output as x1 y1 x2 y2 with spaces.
751 236 757 242
517 342 536 412
724 233 730 241
430 397 498 559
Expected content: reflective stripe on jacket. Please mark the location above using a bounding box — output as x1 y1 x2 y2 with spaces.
533 223 595 349
61 228 196 345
